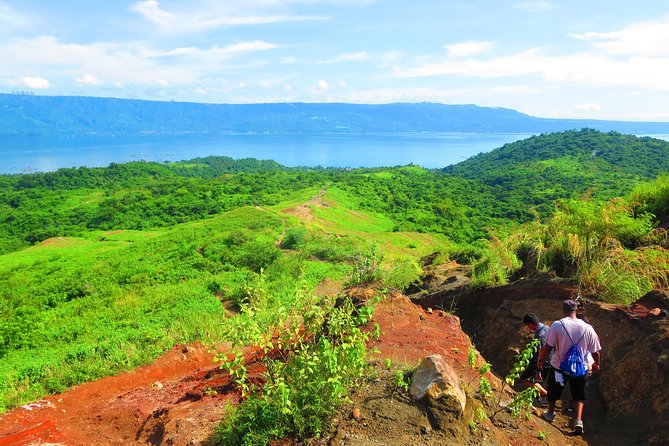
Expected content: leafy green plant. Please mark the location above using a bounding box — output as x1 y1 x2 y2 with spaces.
381 256 422 291
280 227 308 250
214 284 373 446
471 236 522 288
472 338 540 421
346 245 383 286
394 369 411 392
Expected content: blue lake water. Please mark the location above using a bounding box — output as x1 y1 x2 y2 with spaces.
2 132 536 174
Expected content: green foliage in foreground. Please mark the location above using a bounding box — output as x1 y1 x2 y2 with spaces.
215 282 376 445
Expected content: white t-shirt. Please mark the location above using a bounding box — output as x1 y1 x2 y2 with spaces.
545 317 601 370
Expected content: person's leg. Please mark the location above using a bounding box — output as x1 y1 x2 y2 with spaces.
543 368 564 421
534 382 548 397
568 376 588 434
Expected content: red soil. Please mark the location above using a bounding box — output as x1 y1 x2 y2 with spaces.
0 344 267 446
0 286 610 446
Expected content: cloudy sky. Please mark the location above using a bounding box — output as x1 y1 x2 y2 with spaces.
2 0 669 121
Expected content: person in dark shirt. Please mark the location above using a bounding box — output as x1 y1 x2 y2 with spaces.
520 313 551 404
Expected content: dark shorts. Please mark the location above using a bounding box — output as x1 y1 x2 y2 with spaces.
520 363 537 381
546 366 588 402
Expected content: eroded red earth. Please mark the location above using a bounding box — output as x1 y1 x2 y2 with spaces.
1 282 667 446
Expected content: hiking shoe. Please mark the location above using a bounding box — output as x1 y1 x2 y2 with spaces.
534 397 549 408
574 419 584 435
541 410 556 423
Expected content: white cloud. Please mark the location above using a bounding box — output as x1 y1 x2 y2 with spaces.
488 85 539 94
392 48 669 91
338 80 347 88
283 84 294 92
317 51 369 64
444 41 494 58
130 0 326 33
0 2 32 31
8 76 51 89
317 79 329 90
75 74 102 85
319 87 464 103
573 102 601 111
570 15 669 57
140 41 276 59
0 36 277 90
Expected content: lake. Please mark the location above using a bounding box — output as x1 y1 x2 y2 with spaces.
2 132 537 174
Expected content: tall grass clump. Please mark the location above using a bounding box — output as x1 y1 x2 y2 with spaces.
629 174 669 221
470 236 522 288
506 196 667 303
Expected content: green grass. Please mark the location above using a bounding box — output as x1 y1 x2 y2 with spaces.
0 201 385 412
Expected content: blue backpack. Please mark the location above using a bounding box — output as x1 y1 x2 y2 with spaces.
559 322 587 378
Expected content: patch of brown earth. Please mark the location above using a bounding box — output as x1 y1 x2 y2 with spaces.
408 258 471 297
281 188 329 223
323 294 577 446
35 237 68 247
0 343 270 446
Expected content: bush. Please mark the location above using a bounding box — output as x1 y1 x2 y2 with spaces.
214 291 373 446
382 256 422 291
280 227 308 250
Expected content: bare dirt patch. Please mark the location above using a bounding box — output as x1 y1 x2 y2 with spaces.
281 188 329 223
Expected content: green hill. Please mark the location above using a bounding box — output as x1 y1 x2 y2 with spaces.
444 129 669 219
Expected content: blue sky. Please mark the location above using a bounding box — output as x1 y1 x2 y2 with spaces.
2 0 669 121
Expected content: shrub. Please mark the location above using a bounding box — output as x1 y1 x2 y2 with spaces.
214 289 373 446
279 227 308 250
382 256 422 291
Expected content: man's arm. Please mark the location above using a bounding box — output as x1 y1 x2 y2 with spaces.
537 343 552 368
591 350 601 373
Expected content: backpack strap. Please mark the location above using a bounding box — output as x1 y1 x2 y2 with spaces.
559 320 586 346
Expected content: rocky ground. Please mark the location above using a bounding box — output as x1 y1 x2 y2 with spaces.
1 265 667 446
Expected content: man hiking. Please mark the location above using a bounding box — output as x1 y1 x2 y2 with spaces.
537 299 601 435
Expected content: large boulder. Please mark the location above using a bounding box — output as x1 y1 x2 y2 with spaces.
409 354 466 421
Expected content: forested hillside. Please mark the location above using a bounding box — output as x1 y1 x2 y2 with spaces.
444 129 669 218
5 93 669 135
2 130 667 255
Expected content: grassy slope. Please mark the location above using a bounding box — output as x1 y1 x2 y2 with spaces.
0 187 445 411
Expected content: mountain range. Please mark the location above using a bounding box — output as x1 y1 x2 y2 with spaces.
3 93 669 136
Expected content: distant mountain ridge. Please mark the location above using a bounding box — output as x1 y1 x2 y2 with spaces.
3 93 669 136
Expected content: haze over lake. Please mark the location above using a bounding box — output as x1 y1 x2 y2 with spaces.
1 132 535 174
